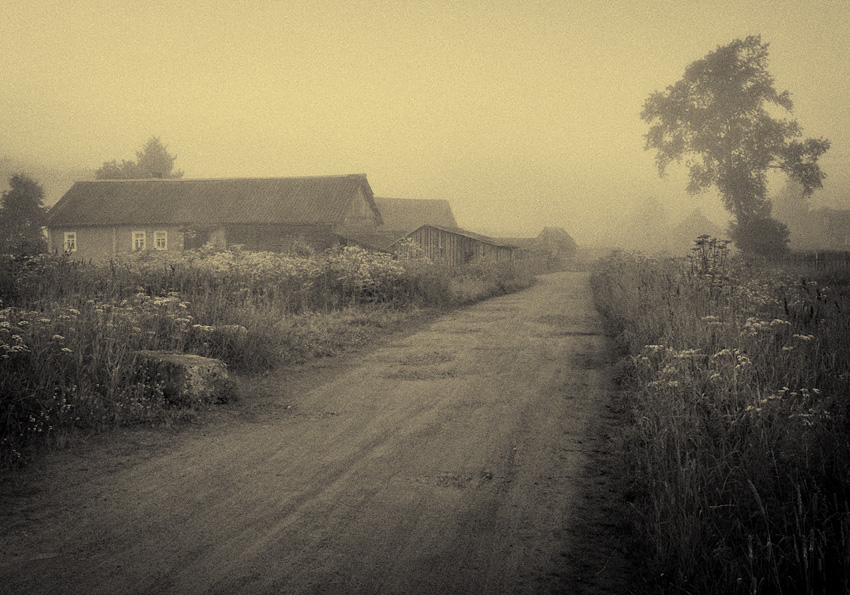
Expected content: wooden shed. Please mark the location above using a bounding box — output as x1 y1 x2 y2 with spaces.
392 225 516 265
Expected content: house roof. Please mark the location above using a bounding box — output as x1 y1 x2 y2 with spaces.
47 174 379 227
373 197 458 231
496 227 577 252
536 227 578 250
670 209 725 240
393 225 517 248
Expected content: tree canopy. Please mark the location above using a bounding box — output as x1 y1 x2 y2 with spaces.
0 174 48 255
95 137 184 180
640 36 829 256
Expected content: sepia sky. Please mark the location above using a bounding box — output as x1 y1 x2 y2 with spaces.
2 0 848 242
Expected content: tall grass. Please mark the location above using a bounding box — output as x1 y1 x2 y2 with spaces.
592 239 850 594
0 246 534 466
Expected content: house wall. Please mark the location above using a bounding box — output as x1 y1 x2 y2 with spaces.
48 223 346 258
405 227 514 265
48 225 185 260
341 188 380 230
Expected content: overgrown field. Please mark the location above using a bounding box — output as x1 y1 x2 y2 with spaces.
592 239 850 594
0 245 533 466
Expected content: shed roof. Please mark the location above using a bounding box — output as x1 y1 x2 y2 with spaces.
47 174 378 227
394 225 517 248
373 197 458 231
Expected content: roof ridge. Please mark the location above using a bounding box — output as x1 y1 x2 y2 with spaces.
375 196 451 202
79 174 366 183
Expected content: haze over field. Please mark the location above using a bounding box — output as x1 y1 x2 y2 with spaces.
2 0 848 245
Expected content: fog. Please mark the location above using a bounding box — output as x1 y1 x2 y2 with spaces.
2 0 848 249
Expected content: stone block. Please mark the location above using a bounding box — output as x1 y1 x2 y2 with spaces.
133 350 236 406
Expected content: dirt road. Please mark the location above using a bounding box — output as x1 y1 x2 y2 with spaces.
0 271 630 594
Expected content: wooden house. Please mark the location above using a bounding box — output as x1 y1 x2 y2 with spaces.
392 225 516 265
373 197 458 232
337 196 460 252
498 227 577 266
46 174 381 259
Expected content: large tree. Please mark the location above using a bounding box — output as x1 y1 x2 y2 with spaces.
641 35 829 257
0 174 48 255
95 137 184 179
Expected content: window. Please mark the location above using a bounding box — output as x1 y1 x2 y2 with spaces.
154 231 167 250
64 232 77 253
132 231 146 251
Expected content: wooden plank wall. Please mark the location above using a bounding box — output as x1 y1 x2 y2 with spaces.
408 227 514 265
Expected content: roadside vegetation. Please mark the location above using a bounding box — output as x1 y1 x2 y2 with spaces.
0 244 533 466
592 238 850 594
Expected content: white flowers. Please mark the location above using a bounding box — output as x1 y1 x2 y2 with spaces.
792 334 815 342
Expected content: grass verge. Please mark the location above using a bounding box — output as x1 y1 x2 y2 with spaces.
0 247 534 467
591 240 850 594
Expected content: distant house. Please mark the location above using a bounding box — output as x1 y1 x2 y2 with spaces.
668 209 727 255
535 227 578 258
46 174 381 259
392 225 516 265
338 196 460 252
498 227 578 265
373 197 458 231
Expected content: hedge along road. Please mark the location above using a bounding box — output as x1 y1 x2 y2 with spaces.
0 271 630 595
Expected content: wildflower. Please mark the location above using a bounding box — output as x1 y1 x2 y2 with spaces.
61 347 73 353
769 319 791 328
68 308 80 316
792 334 815 342
17 320 29 327
39 318 52 323
51 334 65 341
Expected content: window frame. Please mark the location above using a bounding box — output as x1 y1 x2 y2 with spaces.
132 231 146 251
63 231 77 253
154 230 167 251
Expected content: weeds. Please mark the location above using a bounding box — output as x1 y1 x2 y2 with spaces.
591 241 850 594
0 246 532 466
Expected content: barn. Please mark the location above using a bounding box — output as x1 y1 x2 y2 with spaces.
337 196 460 252
392 225 516 265
46 174 381 259
373 197 458 232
